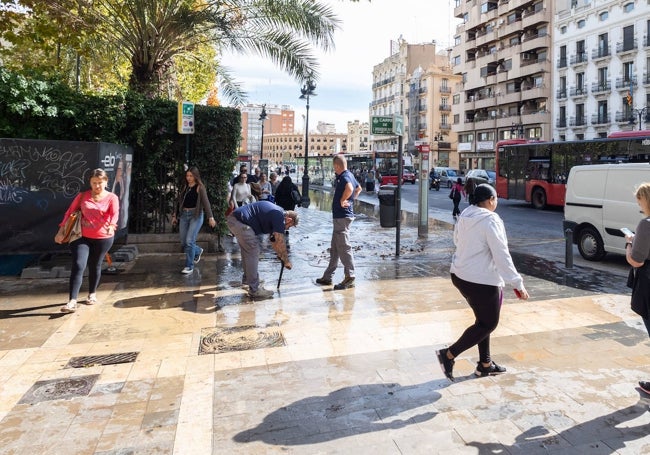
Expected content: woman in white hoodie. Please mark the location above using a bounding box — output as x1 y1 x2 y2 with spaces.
436 184 529 382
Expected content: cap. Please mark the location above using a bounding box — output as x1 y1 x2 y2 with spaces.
473 184 497 205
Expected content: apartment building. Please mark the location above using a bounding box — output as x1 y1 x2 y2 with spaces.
369 39 440 155
451 0 553 171
261 132 347 170
346 120 370 154
554 0 650 140
406 60 462 168
240 104 295 162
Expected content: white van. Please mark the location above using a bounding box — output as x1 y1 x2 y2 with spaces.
563 163 650 260
434 167 464 188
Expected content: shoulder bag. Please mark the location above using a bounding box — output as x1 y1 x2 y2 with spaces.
61 210 82 243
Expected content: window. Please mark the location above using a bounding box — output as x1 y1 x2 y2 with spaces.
599 11 608 21
576 72 585 90
597 100 608 122
453 94 460 104
598 33 608 55
561 26 567 34
623 2 634 12
598 67 608 87
623 61 634 82
577 19 585 29
576 104 585 124
454 114 460 124
453 55 461 66
527 127 541 139
623 25 635 51
455 35 461 46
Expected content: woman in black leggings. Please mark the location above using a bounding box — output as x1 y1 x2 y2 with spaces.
436 184 529 381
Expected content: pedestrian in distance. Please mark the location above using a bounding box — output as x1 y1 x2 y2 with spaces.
437 184 529 382
450 177 465 219
621 183 650 395
230 173 254 208
226 201 298 299
54 169 120 313
274 175 301 211
230 164 248 186
258 173 272 201
248 167 261 184
171 166 216 274
464 177 477 205
315 154 362 290
269 172 280 196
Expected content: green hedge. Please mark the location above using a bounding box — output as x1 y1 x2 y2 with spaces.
0 67 240 234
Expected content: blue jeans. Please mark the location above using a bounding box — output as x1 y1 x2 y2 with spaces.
178 210 203 268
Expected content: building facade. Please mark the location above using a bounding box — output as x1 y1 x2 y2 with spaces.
240 104 295 163
553 0 650 140
346 120 370 154
262 132 347 171
451 0 553 170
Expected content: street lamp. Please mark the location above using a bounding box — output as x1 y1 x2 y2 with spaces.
629 106 649 131
299 77 316 208
259 104 267 160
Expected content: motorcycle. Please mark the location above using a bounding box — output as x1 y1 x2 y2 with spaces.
429 173 440 191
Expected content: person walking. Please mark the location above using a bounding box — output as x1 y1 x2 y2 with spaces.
274 175 301 211
171 166 216 274
464 177 478 205
227 201 298 299
450 177 465 219
621 183 650 394
315 154 362 290
258 173 272 201
230 173 253 208
269 172 280 196
436 184 529 382
54 169 120 313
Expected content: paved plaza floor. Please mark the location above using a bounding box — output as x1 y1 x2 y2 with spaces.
1 194 650 454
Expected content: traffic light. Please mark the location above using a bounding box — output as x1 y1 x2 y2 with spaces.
627 92 633 106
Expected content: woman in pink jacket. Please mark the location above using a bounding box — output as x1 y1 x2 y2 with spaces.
55 169 120 313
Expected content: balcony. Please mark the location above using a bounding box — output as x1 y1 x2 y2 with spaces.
591 81 611 96
439 104 452 112
557 88 567 100
521 110 550 125
475 94 496 110
569 116 587 128
520 86 546 102
644 73 650 86
522 8 547 29
569 53 588 67
615 111 633 123
569 86 588 98
557 57 568 69
440 86 452 94
418 123 427 130
591 114 610 126
439 123 452 131
616 39 637 55
521 33 551 54
592 46 611 61
615 76 636 90
501 90 521 105
556 118 567 129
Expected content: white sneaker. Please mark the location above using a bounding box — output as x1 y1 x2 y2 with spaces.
181 267 193 274
61 300 77 313
87 294 98 305
248 287 274 299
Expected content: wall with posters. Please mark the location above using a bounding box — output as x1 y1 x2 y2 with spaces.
0 138 132 254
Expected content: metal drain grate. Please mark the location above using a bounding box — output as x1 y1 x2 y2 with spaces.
65 352 139 369
18 375 99 404
199 325 286 354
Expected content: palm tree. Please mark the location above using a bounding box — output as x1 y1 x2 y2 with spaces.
92 0 341 103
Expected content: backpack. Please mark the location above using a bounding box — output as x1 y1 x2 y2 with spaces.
291 187 301 205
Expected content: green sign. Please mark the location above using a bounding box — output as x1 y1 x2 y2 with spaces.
177 101 195 134
371 116 393 135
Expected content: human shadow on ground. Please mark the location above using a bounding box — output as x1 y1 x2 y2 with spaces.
0 303 69 320
112 286 250 313
466 390 650 453
233 379 444 445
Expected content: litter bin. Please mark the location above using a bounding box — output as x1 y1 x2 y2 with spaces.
378 185 397 228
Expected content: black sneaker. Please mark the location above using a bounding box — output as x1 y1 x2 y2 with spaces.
475 361 506 377
639 381 650 395
194 247 204 264
333 276 355 290
436 348 455 382
315 277 332 286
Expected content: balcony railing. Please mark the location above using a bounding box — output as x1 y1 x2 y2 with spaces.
569 53 588 66
615 111 633 123
557 57 567 68
615 76 636 90
591 114 610 125
591 81 611 94
439 104 452 111
439 123 451 130
569 86 588 97
616 39 637 54
592 46 610 59
569 116 587 127
556 118 567 128
557 88 567 99
440 86 452 94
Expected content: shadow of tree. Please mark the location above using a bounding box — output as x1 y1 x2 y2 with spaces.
233 379 445 445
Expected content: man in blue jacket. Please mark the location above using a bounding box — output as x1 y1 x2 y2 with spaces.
316 154 362 290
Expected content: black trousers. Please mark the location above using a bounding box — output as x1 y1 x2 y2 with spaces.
449 273 502 364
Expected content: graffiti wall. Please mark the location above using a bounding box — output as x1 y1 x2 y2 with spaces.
0 139 132 254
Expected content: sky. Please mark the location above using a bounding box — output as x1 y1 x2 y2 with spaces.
221 0 459 133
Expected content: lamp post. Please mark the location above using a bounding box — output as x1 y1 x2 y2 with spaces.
259 104 267 160
299 77 316 208
629 106 649 131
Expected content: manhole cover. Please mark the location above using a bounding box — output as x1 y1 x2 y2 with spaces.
65 352 139 368
18 375 99 404
199 325 286 354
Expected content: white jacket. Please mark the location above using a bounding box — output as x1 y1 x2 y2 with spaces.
450 205 524 289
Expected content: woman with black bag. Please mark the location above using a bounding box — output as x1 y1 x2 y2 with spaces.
275 176 301 211
54 169 119 313
623 183 650 394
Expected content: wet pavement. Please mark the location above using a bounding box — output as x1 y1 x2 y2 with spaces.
1 190 650 454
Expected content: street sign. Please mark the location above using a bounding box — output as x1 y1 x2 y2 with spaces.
371 116 394 135
393 115 404 136
177 101 195 134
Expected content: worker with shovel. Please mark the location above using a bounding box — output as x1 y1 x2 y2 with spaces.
226 201 298 299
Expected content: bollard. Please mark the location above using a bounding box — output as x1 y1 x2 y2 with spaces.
564 228 573 269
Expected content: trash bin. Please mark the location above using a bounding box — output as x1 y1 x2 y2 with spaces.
378 185 397 228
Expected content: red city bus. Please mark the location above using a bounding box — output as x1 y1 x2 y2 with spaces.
495 131 650 209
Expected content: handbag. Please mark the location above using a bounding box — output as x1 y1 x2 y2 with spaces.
61 210 82 243
448 188 455 199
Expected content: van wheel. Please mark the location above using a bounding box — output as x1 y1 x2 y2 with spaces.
577 226 606 261
447 181 452 188
531 188 547 209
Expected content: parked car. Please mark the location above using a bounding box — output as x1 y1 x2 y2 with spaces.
465 169 496 186
402 167 416 184
434 167 464 188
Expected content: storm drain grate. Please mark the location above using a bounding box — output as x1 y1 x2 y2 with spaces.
65 352 139 369
199 325 286 354
18 375 99 404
